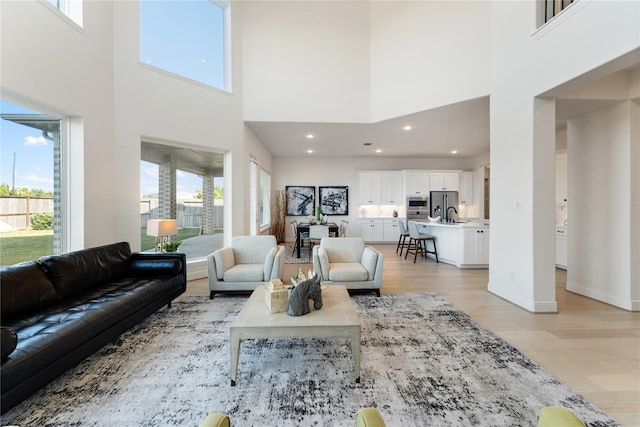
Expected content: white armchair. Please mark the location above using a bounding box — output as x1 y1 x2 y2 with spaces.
312 237 383 297
207 235 284 299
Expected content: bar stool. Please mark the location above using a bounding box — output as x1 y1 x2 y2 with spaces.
405 220 439 263
396 219 410 256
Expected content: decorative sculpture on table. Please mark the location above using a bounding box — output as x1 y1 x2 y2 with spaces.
287 273 323 317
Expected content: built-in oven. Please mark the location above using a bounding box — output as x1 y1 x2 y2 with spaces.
406 196 429 220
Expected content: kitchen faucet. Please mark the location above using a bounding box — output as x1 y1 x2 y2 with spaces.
446 206 458 223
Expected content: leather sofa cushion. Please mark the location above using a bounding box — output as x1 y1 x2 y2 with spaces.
1 275 183 392
1 327 18 360
1 261 58 321
39 242 132 299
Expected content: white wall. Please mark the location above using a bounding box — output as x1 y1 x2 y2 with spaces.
241 1 371 123
488 0 640 312
369 1 491 121
567 101 639 310
1 1 115 250
1 1 273 252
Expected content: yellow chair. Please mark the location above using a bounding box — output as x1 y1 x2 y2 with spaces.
537 406 586 427
356 407 387 427
200 413 231 427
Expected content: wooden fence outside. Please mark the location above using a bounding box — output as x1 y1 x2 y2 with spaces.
0 197 222 231
0 197 54 230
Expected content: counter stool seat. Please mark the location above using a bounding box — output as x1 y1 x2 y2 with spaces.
405 221 439 263
396 220 410 256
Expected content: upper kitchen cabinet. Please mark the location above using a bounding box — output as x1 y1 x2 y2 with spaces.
380 172 403 204
556 151 567 204
404 171 430 197
459 172 473 205
359 171 403 205
359 172 382 204
430 172 460 192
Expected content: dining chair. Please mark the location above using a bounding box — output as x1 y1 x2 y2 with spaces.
405 220 439 263
339 220 349 237
308 225 329 260
291 220 310 256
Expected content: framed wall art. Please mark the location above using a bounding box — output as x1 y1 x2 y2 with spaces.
319 186 349 215
285 186 315 216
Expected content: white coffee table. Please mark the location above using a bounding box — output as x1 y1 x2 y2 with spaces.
230 284 361 385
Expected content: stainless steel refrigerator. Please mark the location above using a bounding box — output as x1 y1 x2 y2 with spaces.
429 191 459 222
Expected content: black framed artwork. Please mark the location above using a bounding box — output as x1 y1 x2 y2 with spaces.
319 186 349 215
286 186 315 216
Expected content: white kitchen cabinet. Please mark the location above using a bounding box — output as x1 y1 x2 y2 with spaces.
555 227 567 269
461 228 489 265
430 172 460 192
380 172 403 204
360 171 402 205
459 172 473 205
418 223 458 264
404 171 430 197
359 172 382 205
360 219 384 242
383 218 401 243
555 152 568 204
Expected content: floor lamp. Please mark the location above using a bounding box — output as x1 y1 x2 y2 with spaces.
146 219 178 252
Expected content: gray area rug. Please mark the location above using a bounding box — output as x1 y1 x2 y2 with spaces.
1 293 619 426
284 242 313 264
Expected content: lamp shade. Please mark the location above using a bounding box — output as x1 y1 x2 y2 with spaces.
147 219 178 237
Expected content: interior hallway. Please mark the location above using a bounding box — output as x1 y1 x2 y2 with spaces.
184 243 640 426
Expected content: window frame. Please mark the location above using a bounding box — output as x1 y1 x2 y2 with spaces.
138 0 232 92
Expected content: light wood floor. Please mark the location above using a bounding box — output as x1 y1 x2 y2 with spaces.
185 244 640 426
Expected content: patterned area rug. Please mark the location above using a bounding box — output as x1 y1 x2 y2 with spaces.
1 293 619 426
283 242 313 264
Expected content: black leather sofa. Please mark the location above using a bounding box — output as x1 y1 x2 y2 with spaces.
0 241 186 413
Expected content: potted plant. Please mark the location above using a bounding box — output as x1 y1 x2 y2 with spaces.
161 240 183 253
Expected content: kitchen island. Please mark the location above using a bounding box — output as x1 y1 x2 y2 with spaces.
414 221 490 268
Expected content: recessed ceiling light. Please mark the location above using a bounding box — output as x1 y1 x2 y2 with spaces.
307 149 313 154
451 150 458 154
306 134 314 139
403 125 412 131
376 149 382 153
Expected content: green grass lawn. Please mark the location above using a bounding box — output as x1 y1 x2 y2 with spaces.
0 228 203 266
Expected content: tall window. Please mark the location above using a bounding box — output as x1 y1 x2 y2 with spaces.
1 100 62 266
140 0 229 91
249 160 271 235
46 0 83 26
540 0 575 26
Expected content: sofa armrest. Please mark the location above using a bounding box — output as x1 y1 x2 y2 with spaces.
361 247 380 280
315 247 330 279
268 245 285 280
211 247 235 280
128 253 186 286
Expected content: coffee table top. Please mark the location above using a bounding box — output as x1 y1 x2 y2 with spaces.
232 284 360 329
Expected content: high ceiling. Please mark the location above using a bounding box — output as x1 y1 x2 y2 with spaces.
246 97 490 159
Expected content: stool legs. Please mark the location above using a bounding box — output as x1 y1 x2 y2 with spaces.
396 233 409 256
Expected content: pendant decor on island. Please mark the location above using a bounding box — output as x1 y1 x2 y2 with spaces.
287 273 322 317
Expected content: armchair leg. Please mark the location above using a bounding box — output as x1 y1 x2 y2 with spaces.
209 291 216 299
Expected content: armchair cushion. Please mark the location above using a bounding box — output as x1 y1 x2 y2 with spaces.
213 247 235 280
223 264 265 282
361 247 379 280
328 263 369 282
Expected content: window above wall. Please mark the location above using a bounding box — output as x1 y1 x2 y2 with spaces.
139 0 230 92
539 0 576 27
46 0 83 27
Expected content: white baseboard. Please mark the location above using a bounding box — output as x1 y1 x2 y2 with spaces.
566 281 637 311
